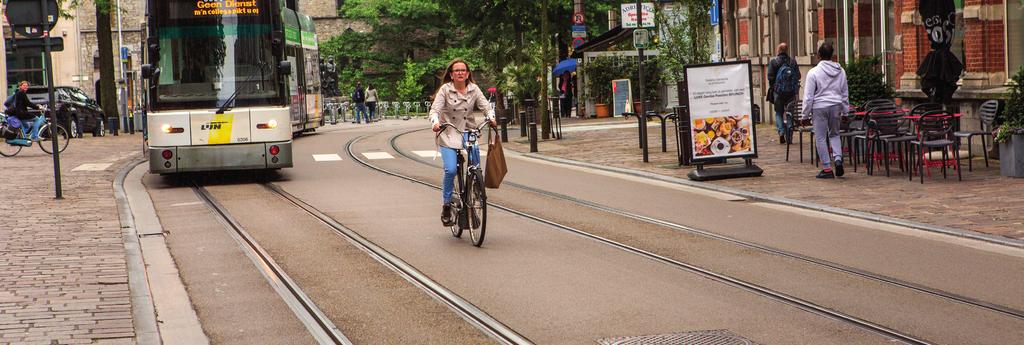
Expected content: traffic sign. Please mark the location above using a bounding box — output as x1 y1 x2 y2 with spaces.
6 0 59 38
572 31 587 38
6 37 64 53
572 25 586 32
572 37 586 48
633 29 649 49
573 12 585 24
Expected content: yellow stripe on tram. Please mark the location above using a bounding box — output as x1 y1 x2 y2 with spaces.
208 114 234 144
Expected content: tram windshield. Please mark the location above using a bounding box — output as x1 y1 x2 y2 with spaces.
150 0 282 110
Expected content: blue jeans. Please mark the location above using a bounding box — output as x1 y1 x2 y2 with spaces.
354 103 367 123
367 102 377 121
775 107 786 135
440 133 481 204
22 116 44 140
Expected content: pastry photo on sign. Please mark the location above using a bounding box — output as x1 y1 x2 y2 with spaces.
692 115 752 158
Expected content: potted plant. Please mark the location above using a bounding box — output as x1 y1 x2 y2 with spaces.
582 56 615 117
996 66 1024 177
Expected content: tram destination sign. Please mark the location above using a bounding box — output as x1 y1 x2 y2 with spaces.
193 0 262 17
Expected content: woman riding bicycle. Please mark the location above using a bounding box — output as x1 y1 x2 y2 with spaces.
430 59 496 226
6 81 43 141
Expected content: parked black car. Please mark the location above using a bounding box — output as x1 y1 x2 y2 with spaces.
26 86 107 137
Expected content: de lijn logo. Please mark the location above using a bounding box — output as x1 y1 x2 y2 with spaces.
201 121 229 131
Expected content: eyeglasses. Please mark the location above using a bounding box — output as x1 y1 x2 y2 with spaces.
451 69 468 73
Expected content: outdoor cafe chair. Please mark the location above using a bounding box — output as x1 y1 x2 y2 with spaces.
784 100 814 163
863 110 915 177
859 99 897 113
954 100 999 171
839 114 866 171
851 103 900 172
909 110 962 183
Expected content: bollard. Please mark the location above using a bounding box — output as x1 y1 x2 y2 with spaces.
500 116 509 143
519 110 527 137
657 113 668 152
529 121 538 152
640 111 649 163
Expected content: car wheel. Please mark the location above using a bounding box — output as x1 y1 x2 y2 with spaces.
94 118 106 137
69 118 80 139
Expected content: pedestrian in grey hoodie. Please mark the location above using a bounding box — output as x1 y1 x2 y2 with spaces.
802 42 850 179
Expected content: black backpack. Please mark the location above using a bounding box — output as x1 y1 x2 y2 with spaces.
775 61 799 95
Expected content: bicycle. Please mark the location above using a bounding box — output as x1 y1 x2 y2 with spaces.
437 122 492 246
0 109 70 157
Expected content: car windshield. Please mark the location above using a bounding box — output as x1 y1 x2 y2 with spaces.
151 0 281 110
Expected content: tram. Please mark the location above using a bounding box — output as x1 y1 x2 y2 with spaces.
142 0 322 174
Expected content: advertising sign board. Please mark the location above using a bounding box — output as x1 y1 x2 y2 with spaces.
620 3 655 28
612 79 633 116
683 61 757 162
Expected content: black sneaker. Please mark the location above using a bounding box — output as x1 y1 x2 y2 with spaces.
441 205 455 226
816 170 835 179
779 135 787 144
834 159 845 177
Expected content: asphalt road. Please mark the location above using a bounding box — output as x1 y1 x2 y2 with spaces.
145 120 1024 344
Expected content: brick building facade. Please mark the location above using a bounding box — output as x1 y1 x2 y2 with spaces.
720 0 1022 130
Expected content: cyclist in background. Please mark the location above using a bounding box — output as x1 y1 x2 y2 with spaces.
430 59 496 226
6 81 44 141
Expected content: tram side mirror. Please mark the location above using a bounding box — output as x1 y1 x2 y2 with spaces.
278 61 292 75
141 64 159 79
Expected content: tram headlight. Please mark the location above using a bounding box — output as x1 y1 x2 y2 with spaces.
258 119 278 129
160 124 184 133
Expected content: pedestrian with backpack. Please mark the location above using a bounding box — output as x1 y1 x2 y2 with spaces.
766 43 800 144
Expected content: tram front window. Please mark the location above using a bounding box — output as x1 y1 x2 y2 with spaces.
151 1 281 110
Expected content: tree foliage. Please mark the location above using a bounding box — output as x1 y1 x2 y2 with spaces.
843 57 895 108
655 1 713 82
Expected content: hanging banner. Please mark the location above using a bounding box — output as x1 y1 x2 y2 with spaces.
620 3 655 28
683 61 757 162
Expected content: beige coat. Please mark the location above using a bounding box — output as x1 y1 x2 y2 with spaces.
429 82 494 149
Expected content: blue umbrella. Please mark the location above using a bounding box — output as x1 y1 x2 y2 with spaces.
552 59 576 76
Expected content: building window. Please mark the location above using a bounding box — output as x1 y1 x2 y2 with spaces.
1008 0 1024 77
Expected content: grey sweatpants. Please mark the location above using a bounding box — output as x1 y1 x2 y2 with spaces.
812 104 844 169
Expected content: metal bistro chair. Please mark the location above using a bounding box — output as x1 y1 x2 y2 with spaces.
860 99 897 113
909 110 961 183
954 100 999 171
853 103 903 173
864 109 915 177
839 113 866 172
784 100 813 163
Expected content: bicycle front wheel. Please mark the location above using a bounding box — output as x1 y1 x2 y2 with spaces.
466 169 487 247
0 142 22 157
39 124 69 154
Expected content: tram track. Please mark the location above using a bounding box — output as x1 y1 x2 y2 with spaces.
345 132 933 345
190 182 352 345
388 128 1024 323
192 178 531 345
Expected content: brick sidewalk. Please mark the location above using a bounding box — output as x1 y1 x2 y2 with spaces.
504 118 1024 240
0 135 142 344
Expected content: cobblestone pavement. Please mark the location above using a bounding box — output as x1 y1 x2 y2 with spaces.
503 117 1024 240
0 134 142 345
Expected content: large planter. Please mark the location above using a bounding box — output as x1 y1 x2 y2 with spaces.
1000 134 1024 177
595 103 611 118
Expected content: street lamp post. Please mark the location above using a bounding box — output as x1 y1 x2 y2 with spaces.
115 0 128 133
636 0 647 162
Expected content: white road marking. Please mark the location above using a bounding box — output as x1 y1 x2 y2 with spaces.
412 150 438 158
72 163 113 171
169 201 204 207
361 152 395 160
312 154 343 162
